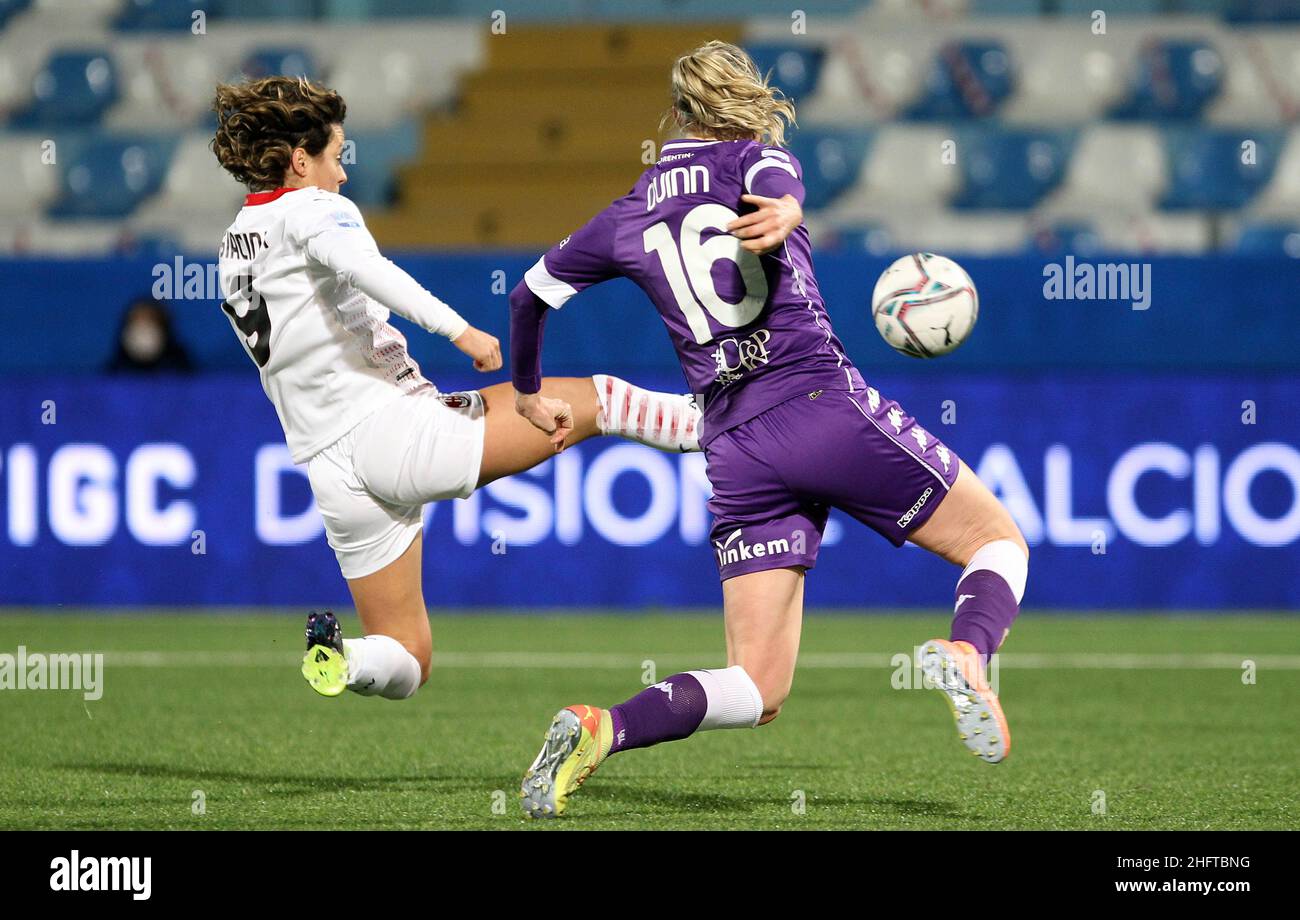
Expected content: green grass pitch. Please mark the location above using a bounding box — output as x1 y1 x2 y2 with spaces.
0 610 1296 830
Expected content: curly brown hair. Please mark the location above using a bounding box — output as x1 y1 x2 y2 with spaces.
211 76 347 191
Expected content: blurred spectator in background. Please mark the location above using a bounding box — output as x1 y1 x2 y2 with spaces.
106 297 194 373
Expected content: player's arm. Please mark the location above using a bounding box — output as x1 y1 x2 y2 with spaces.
726 147 805 256
509 213 619 444
301 199 502 371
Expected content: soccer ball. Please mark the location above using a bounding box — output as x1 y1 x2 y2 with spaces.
871 253 979 358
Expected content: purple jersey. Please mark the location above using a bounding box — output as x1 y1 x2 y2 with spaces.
510 138 865 445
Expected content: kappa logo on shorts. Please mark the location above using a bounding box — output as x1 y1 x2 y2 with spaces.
713 529 794 567
897 487 934 528
438 393 472 409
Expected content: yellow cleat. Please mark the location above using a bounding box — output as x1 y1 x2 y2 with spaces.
301 645 348 697
520 705 613 818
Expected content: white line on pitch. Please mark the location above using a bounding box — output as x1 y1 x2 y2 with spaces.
99 651 1300 670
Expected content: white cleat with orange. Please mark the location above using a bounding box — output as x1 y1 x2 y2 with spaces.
919 638 1010 763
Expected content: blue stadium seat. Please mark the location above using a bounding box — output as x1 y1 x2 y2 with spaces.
823 224 897 256
1112 40 1224 120
1161 129 1283 210
115 0 201 30
745 43 826 103
950 129 1073 210
1028 221 1105 256
1232 223 1300 256
784 128 874 211
1224 0 1300 22
217 0 316 19
9 49 118 128
906 41 1015 120
240 47 318 81
0 0 31 30
340 120 420 207
49 137 175 219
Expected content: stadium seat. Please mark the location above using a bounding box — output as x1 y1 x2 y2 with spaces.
1111 39 1225 121
239 47 318 81
889 209 1031 254
745 43 826 102
798 35 931 123
1040 125 1168 214
1249 127 1300 217
339 121 419 207
1090 212 1213 253
9 49 119 127
1161 128 1283 210
1230 221 1300 256
48 136 175 218
129 132 245 225
998 26 1123 124
950 128 1073 209
1025 220 1106 256
216 0 316 19
0 0 32 30
114 0 201 31
1224 0 1300 23
0 134 62 218
822 125 961 220
784 128 874 210
906 40 1015 120
104 38 227 132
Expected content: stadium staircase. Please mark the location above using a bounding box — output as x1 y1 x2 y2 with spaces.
366 23 739 249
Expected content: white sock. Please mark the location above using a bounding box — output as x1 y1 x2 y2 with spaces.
593 374 703 452
961 538 1028 604
687 665 763 729
342 635 421 700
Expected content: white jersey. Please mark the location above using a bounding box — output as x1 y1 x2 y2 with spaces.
218 186 468 462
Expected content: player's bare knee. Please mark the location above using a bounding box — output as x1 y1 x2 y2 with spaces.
401 639 432 685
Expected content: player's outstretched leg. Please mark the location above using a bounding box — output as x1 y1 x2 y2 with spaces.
910 462 1028 763
521 666 763 818
521 568 800 818
476 375 699 488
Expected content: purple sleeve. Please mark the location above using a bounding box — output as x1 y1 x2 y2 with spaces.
507 210 620 394
509 282 549 394
741 146 806 205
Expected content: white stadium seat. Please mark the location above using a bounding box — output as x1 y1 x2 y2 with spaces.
885 209 1030 254
1089 213 1213 254
0 135 62 218
822 126 962 223
104 39 230 132
998 26 1125 124
1039 125 1168 215
1248 126 1300 218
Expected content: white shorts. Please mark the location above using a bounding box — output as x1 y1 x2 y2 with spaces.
306 388 486 579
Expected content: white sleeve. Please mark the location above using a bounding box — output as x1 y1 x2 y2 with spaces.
299 199 469 340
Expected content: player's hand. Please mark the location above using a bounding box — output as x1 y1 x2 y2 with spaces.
727 193 803 255
515 391 574 452
451 326 501 372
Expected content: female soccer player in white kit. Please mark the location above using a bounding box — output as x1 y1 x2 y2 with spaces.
212 76 703 701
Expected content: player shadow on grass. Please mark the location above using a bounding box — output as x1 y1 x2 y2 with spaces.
56 761 481 797
582 778 966 819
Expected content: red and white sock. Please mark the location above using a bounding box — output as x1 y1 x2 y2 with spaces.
593 374 702 452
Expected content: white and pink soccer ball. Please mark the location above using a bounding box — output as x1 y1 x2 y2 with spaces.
871 253 979 358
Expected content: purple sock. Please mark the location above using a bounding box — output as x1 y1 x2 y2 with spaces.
608 673 707 755
950 568 1020 659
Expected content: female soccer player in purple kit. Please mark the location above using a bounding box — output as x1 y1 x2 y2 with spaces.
510 41 1030 818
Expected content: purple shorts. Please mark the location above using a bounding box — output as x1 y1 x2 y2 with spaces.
704 385 961 581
